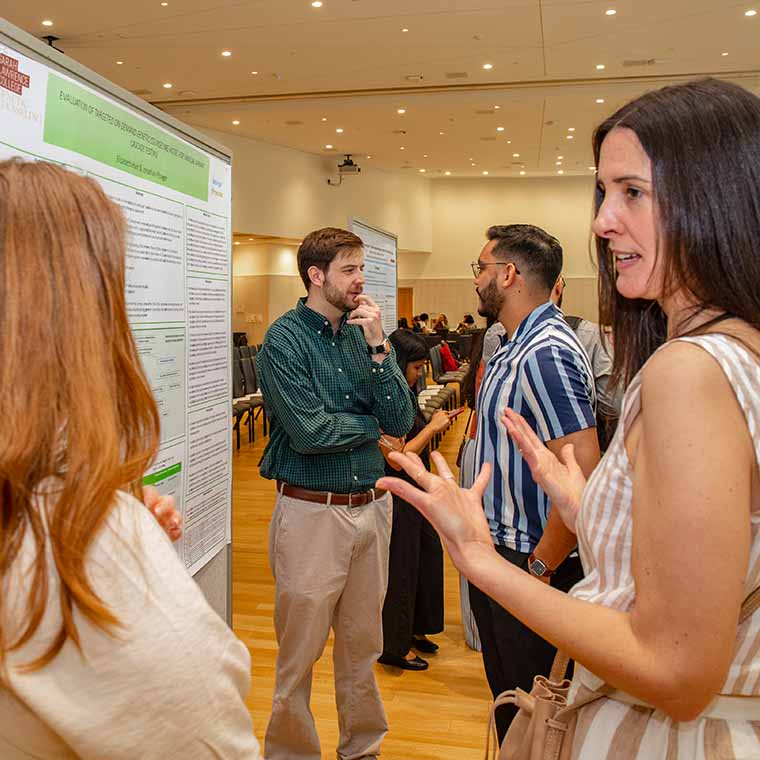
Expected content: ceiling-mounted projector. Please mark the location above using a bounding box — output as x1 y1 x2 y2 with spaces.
338 155 361 175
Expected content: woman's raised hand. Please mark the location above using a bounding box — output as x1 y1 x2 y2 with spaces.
501 408 586 531
376 450 496 582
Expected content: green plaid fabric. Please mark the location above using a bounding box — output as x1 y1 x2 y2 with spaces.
256 298 415 492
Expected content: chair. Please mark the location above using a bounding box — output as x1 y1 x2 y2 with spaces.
239 345 251 358
240 356 267 439
232 361 255 449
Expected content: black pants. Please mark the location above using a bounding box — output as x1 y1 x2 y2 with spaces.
381 496 444 657
469 546 584 743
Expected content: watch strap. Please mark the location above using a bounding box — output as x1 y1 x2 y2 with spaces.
368 339 390 356
528 553 555 577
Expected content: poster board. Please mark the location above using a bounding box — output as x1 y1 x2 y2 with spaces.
0 18 233 621
349 218 398 336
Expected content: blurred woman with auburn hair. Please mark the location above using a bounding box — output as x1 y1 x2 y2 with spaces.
0 159 260 758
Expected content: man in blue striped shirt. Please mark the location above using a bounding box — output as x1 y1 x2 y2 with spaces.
470 224 600 741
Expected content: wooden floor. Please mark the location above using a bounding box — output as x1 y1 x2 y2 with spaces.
231 408 493 759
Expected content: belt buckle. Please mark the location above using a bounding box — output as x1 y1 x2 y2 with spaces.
349 491 361 507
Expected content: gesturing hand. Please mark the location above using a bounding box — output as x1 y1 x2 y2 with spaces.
376 450 496 583
347 294 384 346
501 408 586 531
143 485 183 543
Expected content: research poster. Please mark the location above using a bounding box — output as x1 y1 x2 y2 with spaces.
350 218 398 336
0 36 232 576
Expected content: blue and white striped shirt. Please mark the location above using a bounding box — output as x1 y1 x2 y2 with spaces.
475 302 596 552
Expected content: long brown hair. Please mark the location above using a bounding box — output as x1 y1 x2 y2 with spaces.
0 159 160 672
593 79 760 387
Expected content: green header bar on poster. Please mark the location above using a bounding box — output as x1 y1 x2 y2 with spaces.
143 462 182 486
43 73 209 201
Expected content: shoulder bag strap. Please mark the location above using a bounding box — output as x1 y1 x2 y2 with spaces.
739 585 760 625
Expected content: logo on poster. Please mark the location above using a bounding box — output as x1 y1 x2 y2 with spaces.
0 53 31 96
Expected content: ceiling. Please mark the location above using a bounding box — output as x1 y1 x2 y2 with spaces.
4 0 760 177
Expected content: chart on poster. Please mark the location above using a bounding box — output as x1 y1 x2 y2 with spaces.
0 22 233 581
349 218 398 337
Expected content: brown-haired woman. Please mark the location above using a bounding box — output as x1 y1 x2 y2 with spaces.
378 79 760 758
0 159 261 758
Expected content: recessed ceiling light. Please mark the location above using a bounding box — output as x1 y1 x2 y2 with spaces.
325 144 334 149
471 162 476 166
222 50 232 57
311 1 323 6
400 146 405 150
163 82 173 89
251 71 259 75
506 140 512 144
496 126 505 132
234 241 240 245
596 98 605 103
605 9 617 15
232 120 240 125
419 168 426 173
423 154 428 158
556 161 562 166
439 131 445 135
721 51 729 56
41 19 53 26
494 105 501 109
160 1 168 5
745 9 757 16
558 170 564 174
596 64 606 70
588 166 596 171
366 155 372 159
568 127 576 132
513 153 520 158
116 60 124 65
401 27 409 32
483 63 494 70
321 117 327 121
445 171 451 175
482 170 489 175
335 128 344 133
557 155 564 159
566 135 574 140
519 170 526 175
397 108 406 114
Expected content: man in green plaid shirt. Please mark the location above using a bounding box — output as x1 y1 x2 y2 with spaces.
256 227 415 760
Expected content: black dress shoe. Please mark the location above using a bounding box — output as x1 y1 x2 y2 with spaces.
377 653 429 671
411 636 439 654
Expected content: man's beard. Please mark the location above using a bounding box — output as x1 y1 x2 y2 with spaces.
476 279 504 321
323 276 357 313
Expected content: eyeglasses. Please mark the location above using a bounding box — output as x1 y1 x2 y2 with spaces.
470 261 521 278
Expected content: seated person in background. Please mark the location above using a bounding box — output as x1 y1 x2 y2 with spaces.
398 316 410 329
418 312 432 333
433 313 449 332
551 276 623 450
0 159 261 759
456 314 476 333
412 315 422 332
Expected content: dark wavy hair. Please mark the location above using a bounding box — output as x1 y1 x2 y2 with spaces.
593 78 760 387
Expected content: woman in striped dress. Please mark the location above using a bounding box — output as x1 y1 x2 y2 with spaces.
377 78 760 758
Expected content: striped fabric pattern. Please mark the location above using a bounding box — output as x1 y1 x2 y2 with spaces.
568 334 760 759
475 302 596 552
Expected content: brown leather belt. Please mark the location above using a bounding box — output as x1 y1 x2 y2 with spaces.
277 481 387 507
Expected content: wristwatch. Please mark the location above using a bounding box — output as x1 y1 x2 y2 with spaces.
528 553 555 578
367 338 391 356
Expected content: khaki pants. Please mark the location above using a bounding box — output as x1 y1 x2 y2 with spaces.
265 490 392 760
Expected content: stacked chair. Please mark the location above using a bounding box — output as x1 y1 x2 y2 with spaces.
428 343 468 405
231 348 267 450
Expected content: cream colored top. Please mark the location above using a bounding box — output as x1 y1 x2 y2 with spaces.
0 490 261 759
569 335 760 759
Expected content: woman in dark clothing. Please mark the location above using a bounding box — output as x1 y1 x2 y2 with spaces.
377 330 453 670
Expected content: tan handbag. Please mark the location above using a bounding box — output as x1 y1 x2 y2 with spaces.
484 585 760 760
